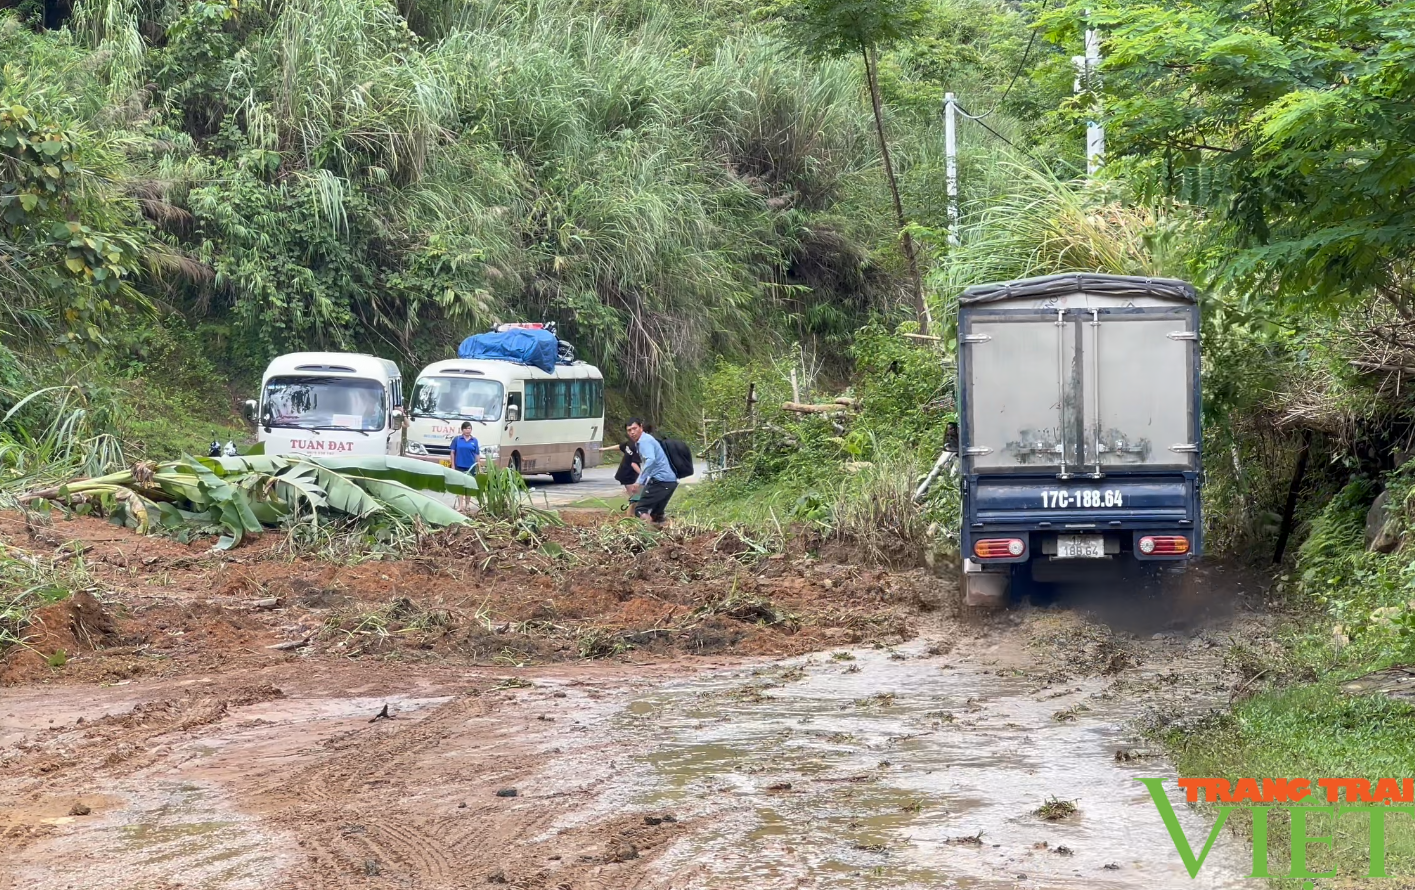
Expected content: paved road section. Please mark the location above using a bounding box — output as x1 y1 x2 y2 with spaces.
523 464 701 509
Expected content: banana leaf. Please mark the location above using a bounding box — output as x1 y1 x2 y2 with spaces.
157 502 211 529
304 464 384 518
301 455 479 496
197 456 388 520
110 488 157 534
351 477 469 526
198 455 292 475
152 463 217 506
201 454 478 498
271 463 329 516
175 456 265 548
30 452 481 545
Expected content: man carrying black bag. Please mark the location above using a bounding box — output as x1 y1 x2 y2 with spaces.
624 418 685 525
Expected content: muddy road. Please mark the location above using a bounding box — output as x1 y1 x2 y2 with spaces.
0 514 1269 889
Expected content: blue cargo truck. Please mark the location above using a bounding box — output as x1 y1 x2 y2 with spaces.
954 274 1202 607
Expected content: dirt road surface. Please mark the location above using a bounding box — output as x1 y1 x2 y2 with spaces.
0 513 1268 889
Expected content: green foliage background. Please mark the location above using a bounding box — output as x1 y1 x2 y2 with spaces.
0 0 1056 446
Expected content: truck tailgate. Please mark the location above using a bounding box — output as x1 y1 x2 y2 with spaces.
972 477 1192 525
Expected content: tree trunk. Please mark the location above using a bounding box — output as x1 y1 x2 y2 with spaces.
1272 428 1312 565
862 45 928 335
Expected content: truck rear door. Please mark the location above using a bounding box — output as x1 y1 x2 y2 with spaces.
965 310 1079 472
1080 307 1197 473
962 306 1197 477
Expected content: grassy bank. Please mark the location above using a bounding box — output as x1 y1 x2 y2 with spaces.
1155 474 1415 883
1 323 248 488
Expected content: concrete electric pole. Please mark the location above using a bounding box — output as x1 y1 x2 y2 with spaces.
1073 20 1104 175
944 92 959 246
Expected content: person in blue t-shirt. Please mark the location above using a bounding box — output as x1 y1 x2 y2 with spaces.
450 422 481 512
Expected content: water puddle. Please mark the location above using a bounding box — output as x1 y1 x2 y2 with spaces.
5 780 294 890
611 643 1250 889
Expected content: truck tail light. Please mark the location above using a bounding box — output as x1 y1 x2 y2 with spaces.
975 538 1025 559
1138 535 1189 556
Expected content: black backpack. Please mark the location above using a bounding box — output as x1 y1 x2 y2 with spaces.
661 437 695 480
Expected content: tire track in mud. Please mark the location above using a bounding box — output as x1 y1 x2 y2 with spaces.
3 660 699 890
3 562 1270 890
1 683 288 798
262 693 490 887
250 682 686 889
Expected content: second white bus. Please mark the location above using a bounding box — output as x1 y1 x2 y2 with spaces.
404 358 604 482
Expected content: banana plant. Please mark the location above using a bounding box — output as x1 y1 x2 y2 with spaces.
21 454 479 549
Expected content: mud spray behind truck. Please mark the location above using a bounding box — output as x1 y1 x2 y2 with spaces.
955 273 1201 607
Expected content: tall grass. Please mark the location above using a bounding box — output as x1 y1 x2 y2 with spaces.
827 449 935 563
680 444 951 565
0 385 127 497
930 163 1168 298
29 0 894 406
473 463 535 520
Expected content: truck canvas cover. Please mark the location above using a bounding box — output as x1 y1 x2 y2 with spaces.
959 273 1196 306
957 273 1199 477
457 329 559 374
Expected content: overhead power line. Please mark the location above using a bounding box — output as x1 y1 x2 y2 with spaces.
953 103 1043 163
958 28 1040 122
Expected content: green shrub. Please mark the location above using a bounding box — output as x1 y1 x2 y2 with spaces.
851 322 953 461
684 330 959 564
1296 479 1376 607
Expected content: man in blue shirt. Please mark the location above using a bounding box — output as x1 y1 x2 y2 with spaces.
450 422 481 512
626 417 677 525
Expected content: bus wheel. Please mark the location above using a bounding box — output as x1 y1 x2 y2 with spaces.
553 450 584 484
509 452 522 474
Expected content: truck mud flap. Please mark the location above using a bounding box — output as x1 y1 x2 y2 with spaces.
964 571 1010 608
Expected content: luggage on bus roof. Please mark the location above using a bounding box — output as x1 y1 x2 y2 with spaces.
457 329 558 374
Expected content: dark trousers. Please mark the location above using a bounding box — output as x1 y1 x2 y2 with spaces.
633 479 678 522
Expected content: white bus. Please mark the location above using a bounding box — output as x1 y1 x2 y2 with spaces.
243 353 405 457
404 358 604 482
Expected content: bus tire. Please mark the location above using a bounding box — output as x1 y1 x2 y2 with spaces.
509 452 522 474
553 450 584 484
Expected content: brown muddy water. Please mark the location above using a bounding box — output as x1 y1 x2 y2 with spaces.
3 618 1261 889
593 638 1252 889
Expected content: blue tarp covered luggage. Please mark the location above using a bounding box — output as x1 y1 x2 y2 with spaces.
457 329 558 374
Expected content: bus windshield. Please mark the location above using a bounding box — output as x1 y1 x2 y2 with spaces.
410 377 505 421
262 376 387 431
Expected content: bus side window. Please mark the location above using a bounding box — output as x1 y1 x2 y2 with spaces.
391 380 403 408
507 391 523 421
570 380 587 418
556 380 571 419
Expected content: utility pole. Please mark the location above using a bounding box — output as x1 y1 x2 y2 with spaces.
1072 15 1104 176
944 92 959 247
